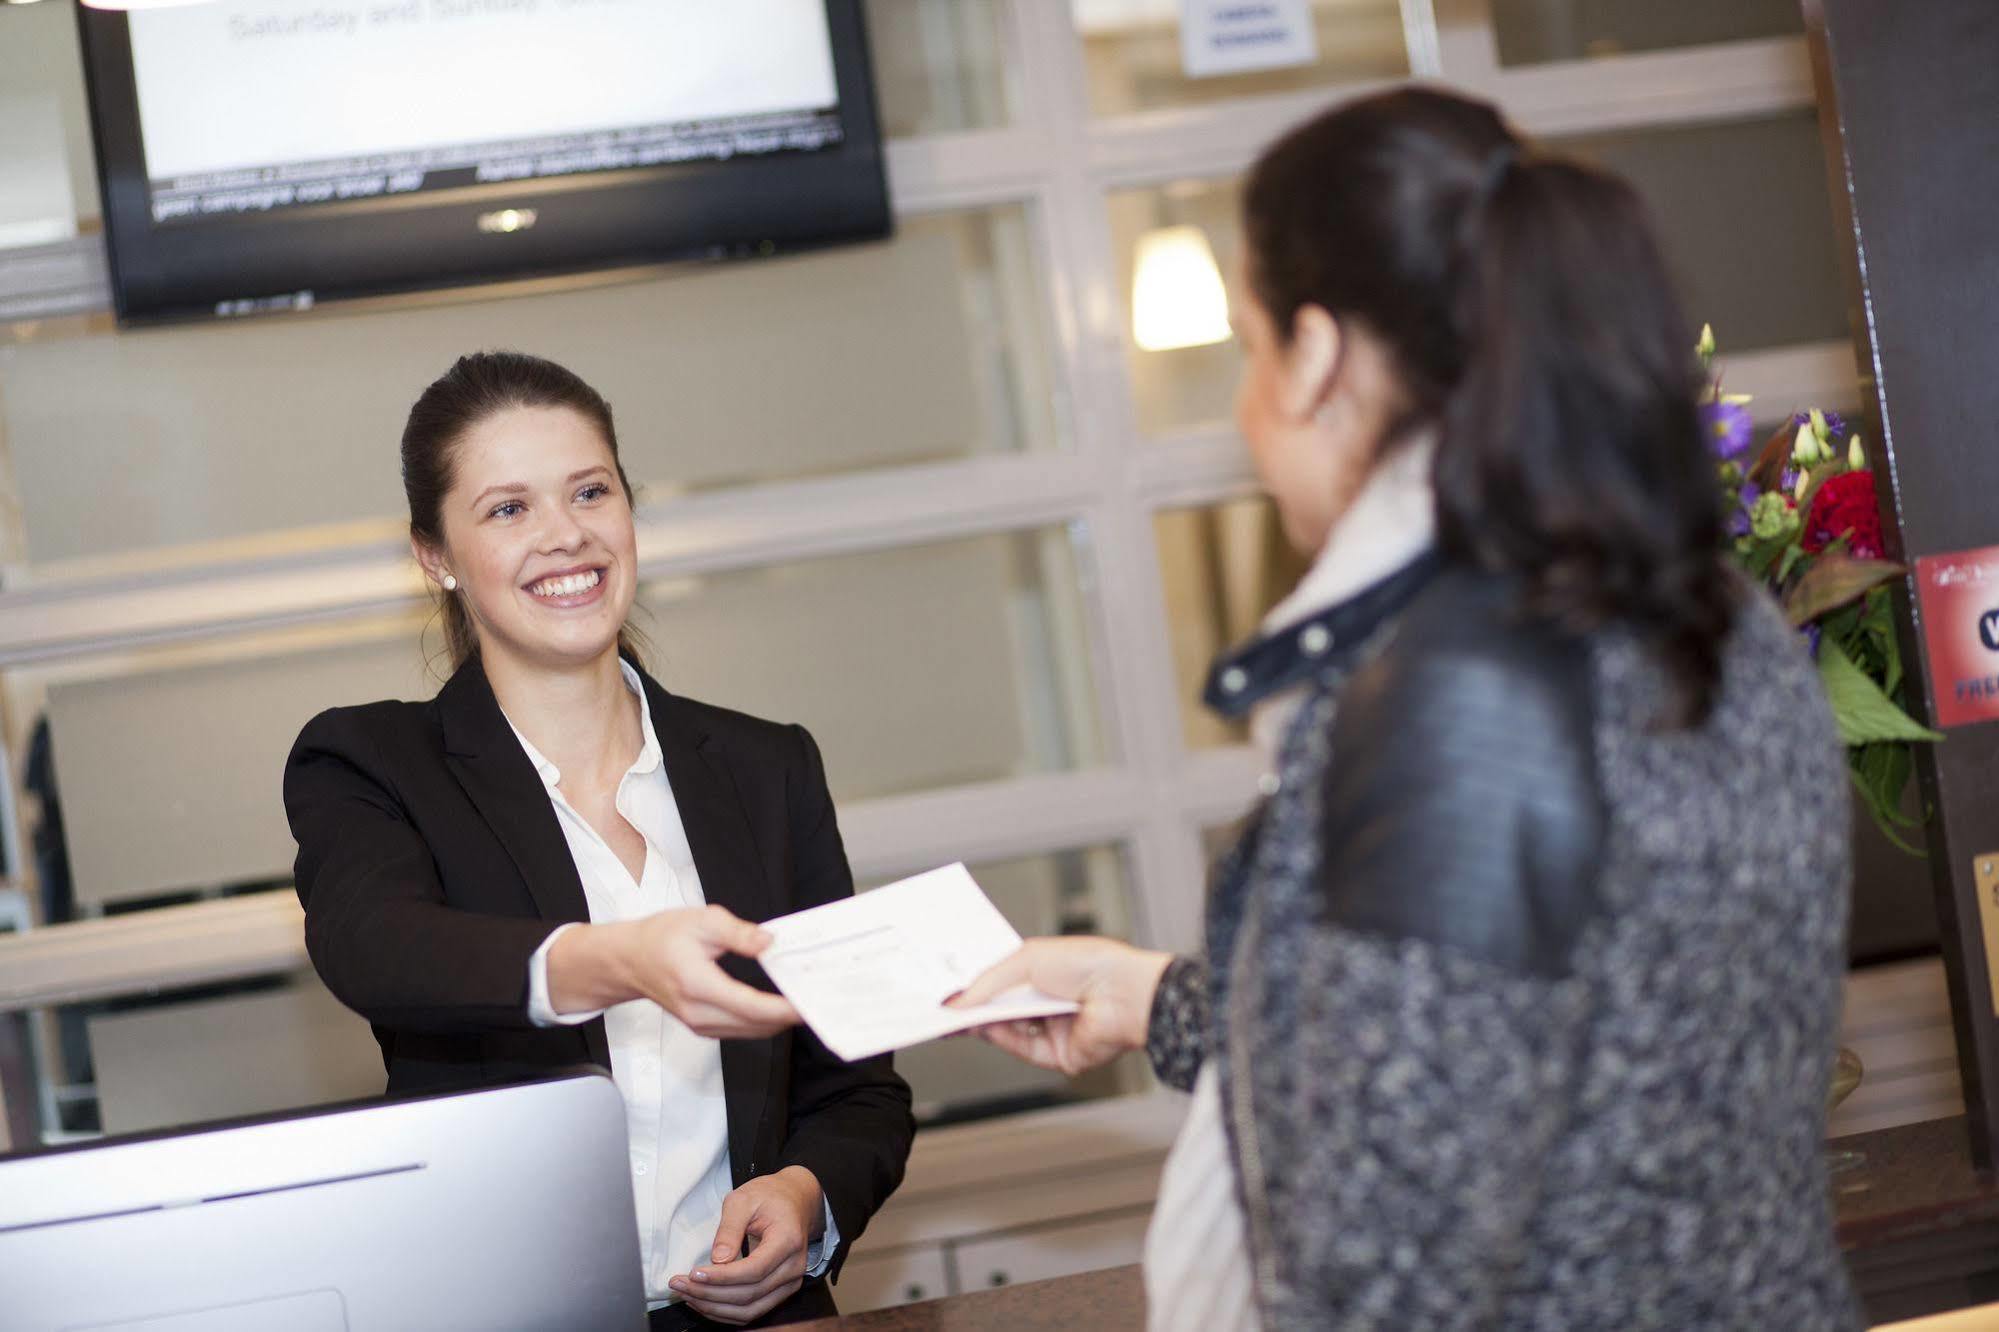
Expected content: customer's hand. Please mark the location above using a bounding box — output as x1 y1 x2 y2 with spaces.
669 1166 825 1324
547 905 799 1039
950 937 1174 1077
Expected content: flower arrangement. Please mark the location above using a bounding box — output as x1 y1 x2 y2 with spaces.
1699 326 1940 850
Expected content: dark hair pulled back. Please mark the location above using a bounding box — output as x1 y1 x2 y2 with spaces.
402 350 645 673
1244 87 1734 726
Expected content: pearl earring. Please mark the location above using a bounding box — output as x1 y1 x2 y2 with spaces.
442 574 458 591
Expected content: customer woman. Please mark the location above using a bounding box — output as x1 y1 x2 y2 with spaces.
284 352 913 1329
955 88 1860 1329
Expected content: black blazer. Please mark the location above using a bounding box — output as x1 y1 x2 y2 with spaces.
283 659 914 1276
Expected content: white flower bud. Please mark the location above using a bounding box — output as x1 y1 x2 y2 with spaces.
1793 422 1820 465
1697 324 1717 359
1849 434 1866 470
1810 408 1830 442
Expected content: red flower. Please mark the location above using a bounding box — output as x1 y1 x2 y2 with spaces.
1801 470 1885 558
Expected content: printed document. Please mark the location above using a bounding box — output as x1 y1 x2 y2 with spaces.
759 863 1078 1063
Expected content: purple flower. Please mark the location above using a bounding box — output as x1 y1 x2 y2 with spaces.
1780 467 1801 493
1703 401 1755 459
1803 622 1823 659
1792 409 1846 439
1727 480 1761 538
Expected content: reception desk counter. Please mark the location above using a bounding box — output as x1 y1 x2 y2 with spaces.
1835 1115 1999 1323
800 1264 1143 1330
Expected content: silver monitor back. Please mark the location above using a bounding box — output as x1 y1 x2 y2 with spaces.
0 1072 646 1331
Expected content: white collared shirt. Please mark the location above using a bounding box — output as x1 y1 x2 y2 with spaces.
513 660 835 1307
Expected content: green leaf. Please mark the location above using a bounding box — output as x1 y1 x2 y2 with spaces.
1784 552 1905 626
1818 637 1945 745
1852 741 1917 824
1848 765 1929 855
1739 535 1791 580
1776 542 1806 586
1847 740 1929 855
1857 587 1905 696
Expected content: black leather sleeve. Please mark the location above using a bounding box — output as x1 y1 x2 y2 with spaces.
770 723 915 1278
1316 587 1606 979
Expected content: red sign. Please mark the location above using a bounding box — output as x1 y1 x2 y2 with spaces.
1915 544 1999 727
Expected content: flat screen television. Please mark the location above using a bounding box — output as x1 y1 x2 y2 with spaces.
75 0 889 325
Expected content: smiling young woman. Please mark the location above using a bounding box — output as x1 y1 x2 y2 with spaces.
283 352 913 1329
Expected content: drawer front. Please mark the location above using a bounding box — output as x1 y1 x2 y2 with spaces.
952 1207 1151 1293
837 1244 953 1312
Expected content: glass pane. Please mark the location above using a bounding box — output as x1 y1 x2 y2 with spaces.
1154 495 1307 748
1 526 1100 910
1492 0 1802 67
1108 176 1247 436
863 846 1151 1124
0 1 100 247
8 962 379 1145
1550 111 1849 354
866 0 1014 137
0 205 1062 571
635 529 1104 801
1074 0 1407 117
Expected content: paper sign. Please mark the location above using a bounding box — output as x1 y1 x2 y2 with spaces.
1179 0 1319 79
1914 544 1999 727
758 864 1077 1064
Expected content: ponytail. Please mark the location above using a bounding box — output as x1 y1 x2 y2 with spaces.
1436 157 1734 726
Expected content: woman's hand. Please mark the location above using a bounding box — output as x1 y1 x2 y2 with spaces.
547 904 800 1039
668 1166 825 1324
950 937 1175 1077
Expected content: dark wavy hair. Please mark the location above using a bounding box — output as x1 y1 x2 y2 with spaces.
1244 86 1735 726
402 350 647 673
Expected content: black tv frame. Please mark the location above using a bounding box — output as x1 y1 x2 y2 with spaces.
75 1 889 325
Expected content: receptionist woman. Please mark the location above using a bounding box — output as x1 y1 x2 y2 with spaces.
284 351 913 1329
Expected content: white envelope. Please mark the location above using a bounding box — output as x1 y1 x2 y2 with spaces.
758 863 1078 1063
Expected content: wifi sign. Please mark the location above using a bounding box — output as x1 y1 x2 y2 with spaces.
1982 609 1999 652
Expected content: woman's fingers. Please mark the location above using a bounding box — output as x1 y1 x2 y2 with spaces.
953 935 1139 1009
626 906 799 1033
695 904 775 958
679 972 800 1036
976 1016 1070 1072
949 948 1033 1009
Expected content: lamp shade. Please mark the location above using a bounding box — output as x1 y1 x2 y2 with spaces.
1131 224 1232 352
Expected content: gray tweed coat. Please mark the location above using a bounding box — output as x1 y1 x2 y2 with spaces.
1147 557 1862 1330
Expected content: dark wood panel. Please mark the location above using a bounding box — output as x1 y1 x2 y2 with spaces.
1807 0 1999 1167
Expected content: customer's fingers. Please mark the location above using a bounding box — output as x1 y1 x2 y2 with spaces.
976 1016 1069 1071
950 948 1033 1009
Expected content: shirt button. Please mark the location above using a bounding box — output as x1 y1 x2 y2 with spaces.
1299 624 1333 656
634 1162 648 1176
1257 772 1282 797
1220 666 1249 694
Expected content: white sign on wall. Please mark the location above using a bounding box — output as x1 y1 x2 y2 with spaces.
1179 0 1319 79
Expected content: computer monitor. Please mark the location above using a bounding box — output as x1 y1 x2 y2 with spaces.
0 1072 645 1331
